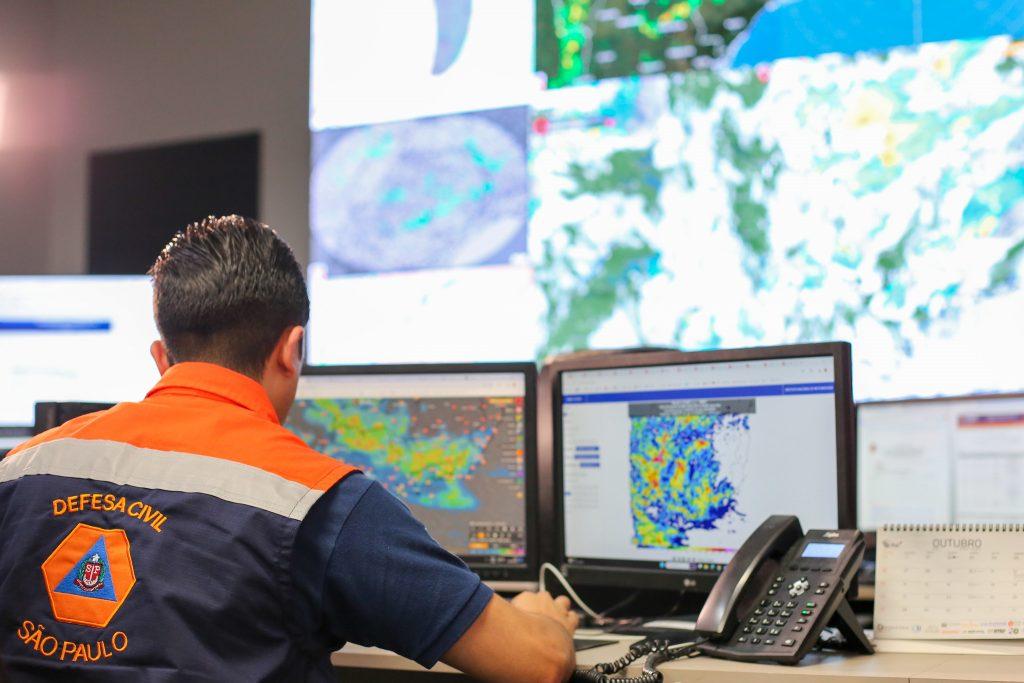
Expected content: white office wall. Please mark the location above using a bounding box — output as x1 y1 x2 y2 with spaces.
0 0 58 274
0 0 312 274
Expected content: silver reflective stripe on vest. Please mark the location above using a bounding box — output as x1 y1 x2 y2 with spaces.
0 438 326 521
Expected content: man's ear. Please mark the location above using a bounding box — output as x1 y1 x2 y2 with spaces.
150 340 172 375
276 326 305 377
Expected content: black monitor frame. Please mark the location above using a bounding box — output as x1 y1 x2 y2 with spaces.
298 362 540 584
856 390 1024 545
550 342 855 591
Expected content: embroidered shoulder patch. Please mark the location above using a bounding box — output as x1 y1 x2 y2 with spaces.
54 536 117 601
42 524 137 628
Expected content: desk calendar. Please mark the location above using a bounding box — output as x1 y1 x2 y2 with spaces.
874 524 1024 640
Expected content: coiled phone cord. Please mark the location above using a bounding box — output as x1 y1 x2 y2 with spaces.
571 638 705 683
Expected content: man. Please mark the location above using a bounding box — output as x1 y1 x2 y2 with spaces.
0 216 577 681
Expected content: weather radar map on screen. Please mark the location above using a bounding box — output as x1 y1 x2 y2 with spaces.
536 0 768 88
309 0 1024 401
286 373 528 565
629 408 749 548
291 398 516 510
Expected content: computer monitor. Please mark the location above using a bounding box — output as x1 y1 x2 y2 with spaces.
0 434 25 458
33 402 117 435
0 276 160 431
552 343 854 591
858 393 1024 530
287 363 538 584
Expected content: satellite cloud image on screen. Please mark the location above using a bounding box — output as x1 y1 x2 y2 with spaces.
311 106 529 275
531 36 1024 399
308 0 1024 401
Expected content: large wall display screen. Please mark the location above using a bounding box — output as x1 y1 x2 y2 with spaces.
310 0 1024 400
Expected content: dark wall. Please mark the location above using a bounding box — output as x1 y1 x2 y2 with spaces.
87 132 259 274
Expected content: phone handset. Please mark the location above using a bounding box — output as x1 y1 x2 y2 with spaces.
695 515 804 639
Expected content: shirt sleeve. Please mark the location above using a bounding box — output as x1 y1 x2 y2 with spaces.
291 473 494 667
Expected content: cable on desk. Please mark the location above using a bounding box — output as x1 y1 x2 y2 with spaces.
539 564 694 631
572 637 705 683
539 562 605 623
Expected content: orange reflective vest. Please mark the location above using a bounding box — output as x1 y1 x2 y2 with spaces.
0 362 356 681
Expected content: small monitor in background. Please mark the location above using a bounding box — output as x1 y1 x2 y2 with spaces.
858 394 1024 530
286 363 538 586
553 342 854 591
0 276 160 432
33 402 115 435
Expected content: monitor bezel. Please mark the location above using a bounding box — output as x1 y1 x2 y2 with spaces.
856 390 1024 543
550 342 855 591
298 361 540 583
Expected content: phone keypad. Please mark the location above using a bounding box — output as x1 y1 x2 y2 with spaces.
729 574 829 655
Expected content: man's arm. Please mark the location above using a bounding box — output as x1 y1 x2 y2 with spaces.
443 592 577 683
291 476 576 681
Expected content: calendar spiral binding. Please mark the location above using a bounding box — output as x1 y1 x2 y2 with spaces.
881 523 1024 533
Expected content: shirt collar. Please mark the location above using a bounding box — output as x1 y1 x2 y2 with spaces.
146 362 281 424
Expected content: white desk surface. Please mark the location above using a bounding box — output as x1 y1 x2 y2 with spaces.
332 631 1024 682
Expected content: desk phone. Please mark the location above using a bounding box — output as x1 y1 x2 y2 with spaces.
696 515 873 664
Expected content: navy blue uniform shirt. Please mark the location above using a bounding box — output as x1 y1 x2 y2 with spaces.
291 473 494 668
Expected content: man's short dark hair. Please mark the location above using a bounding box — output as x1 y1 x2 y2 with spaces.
149 215 309 379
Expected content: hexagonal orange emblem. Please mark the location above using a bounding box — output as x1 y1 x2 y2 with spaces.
41 524 136 628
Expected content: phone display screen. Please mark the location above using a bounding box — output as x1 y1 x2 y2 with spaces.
801 542 844 559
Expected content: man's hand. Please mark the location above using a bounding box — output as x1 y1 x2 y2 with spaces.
511 591 580 635
443 593 577 682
